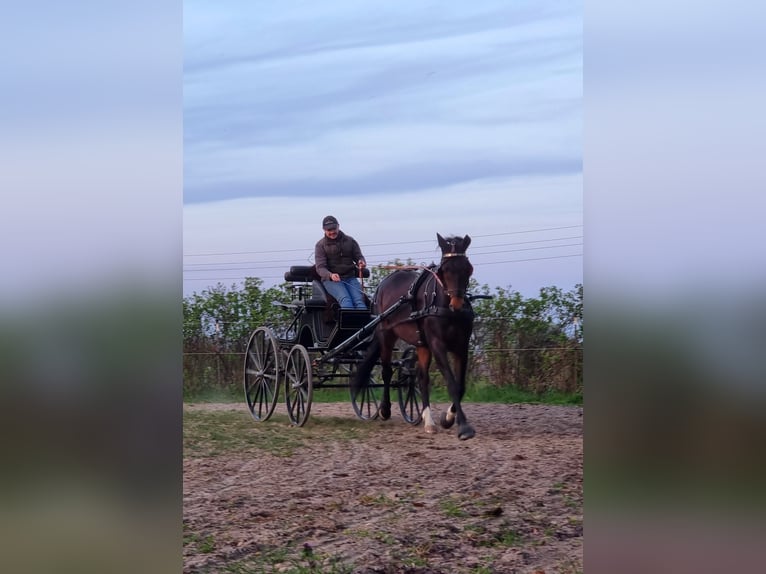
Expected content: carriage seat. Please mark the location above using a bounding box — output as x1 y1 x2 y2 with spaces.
283 266 370 280
284 265 371 308
284 266 328 307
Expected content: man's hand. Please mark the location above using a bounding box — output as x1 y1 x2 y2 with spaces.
330 273 340 281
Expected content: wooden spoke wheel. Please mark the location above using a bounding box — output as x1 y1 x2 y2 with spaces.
243 327 281 422
396 345 422 425
349 362 381 421
284 344 313 427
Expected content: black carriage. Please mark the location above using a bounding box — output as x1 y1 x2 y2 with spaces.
243 265 423 427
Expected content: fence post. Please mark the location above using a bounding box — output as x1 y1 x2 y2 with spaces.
574 347 581 391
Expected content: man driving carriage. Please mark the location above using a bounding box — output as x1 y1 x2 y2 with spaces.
314 215 368 309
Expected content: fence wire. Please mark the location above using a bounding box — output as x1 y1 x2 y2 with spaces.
183 346 582 395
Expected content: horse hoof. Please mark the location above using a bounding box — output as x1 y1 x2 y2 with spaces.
440 411 455 429
425 424 438 434
458 426 475 440
380 405 391 420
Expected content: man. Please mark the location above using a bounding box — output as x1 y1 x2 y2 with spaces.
314 215 368 309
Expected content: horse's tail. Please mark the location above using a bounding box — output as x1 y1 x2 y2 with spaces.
353 335 381 392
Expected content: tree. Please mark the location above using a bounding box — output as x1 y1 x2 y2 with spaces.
183 275 583 396
182 278 292 394
470 284 583 393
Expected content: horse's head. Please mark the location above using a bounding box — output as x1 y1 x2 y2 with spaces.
436 233 474 311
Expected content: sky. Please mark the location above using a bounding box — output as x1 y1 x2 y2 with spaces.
183 1 582 299
4 4 765 567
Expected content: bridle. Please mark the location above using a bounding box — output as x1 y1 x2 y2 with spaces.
438 252 471 302
378 241 472 310
376 249 473 327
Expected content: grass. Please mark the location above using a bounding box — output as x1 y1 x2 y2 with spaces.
184 386 358 404
184 386 242 403
183 530 216 554
345 528 397 546
439 495 469 518
431 381 582 405
184 400 581 574
496 529 521 547
471 523 524 549
183 410 374 458
218 545 354 574
185 380 581 406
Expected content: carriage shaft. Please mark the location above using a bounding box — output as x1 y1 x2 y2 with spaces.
312 295 409 366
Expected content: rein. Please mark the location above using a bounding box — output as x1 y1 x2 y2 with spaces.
377 264 445 290
377 253 469 298
376 255 472 332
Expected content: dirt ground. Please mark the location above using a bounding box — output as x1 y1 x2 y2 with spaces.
183 402 583 574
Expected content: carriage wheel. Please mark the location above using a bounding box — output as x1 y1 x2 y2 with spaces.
284 344 313 427
243 327 281 422
396 345 422 425
349 362 381 421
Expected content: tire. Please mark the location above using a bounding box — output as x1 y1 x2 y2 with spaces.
243 327 281 422
396 345 422 425
284 344 313 426
349 361 382 421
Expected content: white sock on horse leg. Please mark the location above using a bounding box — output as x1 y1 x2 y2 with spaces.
423 406 436 429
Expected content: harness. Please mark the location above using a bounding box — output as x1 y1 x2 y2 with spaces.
380 254 473 346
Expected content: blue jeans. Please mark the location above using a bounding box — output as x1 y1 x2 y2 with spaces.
322 277 367 309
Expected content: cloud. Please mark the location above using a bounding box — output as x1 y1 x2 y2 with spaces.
184 155 581 202
183 1 582 296
184 1 581 203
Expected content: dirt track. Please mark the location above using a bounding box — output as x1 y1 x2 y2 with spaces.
183 402 583 573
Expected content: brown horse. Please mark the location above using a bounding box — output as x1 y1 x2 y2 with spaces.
354 233 477 439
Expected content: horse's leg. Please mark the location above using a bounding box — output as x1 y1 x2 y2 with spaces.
438 353 458 429
452 347 474 440
378 330 397 420
416 347 437 434
433 348 457 430
379 342 393 421
441 348 468 429
431 342 474 440
441 401 457 429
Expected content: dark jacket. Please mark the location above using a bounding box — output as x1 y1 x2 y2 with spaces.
315 231 366 281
